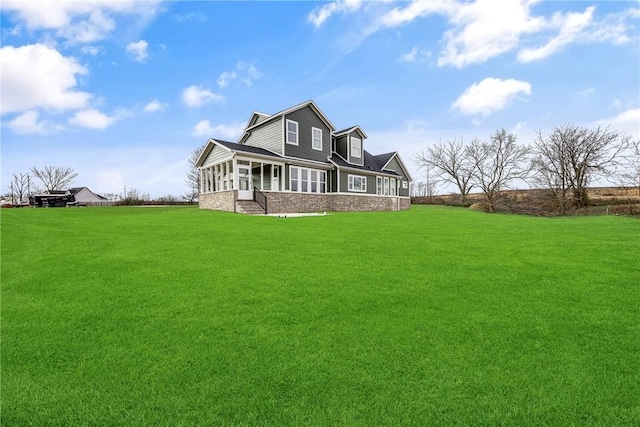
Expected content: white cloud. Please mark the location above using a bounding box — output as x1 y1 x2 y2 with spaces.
217 71 237 88
314 0 639 68
217 62 263 88
308 0 363 28
68 108 119 130
181 86 224 108
126 40 149 63
0 43 91 115
400 46 431 62
7 110 62 135
518 7 595 62
401 46 418 62
192 120 245 139
436 0 546 68
236 62 263 87
452 77 532 117
1 0 163 43
596 108 640 139
143 100 168 113
80 45 103 56
576 88 595 98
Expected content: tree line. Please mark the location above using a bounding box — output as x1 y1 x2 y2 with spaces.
414 123 639 214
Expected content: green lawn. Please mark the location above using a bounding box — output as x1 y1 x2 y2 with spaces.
2 205 639 426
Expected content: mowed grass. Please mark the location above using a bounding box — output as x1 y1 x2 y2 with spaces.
2 205 639 426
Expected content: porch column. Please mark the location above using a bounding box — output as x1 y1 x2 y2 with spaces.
260 163 264 190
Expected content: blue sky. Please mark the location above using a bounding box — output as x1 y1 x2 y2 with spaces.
2 0 639 198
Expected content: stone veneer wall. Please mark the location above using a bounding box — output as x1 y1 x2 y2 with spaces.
199 190 236 212
263 192 411 213
199 191 411 213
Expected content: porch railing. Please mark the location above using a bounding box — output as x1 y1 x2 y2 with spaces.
253 187 267 214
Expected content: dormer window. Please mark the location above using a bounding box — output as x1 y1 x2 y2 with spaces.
312 127 322 151
350 136 361 158
286 120 298 145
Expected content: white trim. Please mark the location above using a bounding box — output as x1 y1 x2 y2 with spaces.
350 136 362 159
289 165 327 194
312 127 322 151
347 174 367 192
286 119 298 145
333 125 368 139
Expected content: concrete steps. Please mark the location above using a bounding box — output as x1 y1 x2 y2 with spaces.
236 200 265 215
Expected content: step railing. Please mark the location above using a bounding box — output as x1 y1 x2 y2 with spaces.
253 187 267 214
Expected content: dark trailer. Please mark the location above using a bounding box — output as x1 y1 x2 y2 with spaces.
29 194 76 208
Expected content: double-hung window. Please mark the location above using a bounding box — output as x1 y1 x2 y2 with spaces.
286 120 298 145
390 178 397 196
383 177 389 195
348 175 367 192
350 137 361 158
290 166 326 193
376 177 383 195
312 127 322 151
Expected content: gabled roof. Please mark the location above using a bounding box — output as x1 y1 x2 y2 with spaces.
67 187 108 200
241 100 336 137
330 152 401 177
216 140 282 158
333 125 368 139
374 151 413 181
195 138 283 167
246 111 270 127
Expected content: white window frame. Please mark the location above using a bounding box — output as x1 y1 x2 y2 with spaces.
286 119 298 145
312 127 322 151
350 136 362 158
289 166 326 194
376 177 383 195
390 178 397 196
383 177 389 196
402 181 408 189
348 174 367 192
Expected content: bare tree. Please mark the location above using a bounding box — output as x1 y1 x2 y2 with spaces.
185 144 206 202
533 123 633 210
30 165 78 193
467 129 531 213
10 172 31 203
414 138 474 203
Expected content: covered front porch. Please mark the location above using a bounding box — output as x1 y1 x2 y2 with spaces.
200 157 285 201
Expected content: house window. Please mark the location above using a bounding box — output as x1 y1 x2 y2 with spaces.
348 174 367 192
301 169 308 192
286 120 298 145
350 136 362 158
402 181 408 189
290 166 326 193
376 177 382 195
290 167 299 191
384 177 389 195
390 178 397 196
312 127 322 151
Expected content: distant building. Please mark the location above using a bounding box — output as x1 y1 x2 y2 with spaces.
30 187 108 207
67 187 108 204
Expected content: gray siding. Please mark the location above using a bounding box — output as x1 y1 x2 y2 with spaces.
284 106 331 163
244 119 282 155
335 135 348 159
202 144 232 168
339 170 376 194
382 156 410 197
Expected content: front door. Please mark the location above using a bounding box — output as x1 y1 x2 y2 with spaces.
272 166 280 192
238 166 252 200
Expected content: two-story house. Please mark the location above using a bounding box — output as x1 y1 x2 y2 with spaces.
195 100 412 214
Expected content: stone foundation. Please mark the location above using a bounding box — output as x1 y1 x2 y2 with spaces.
199 190 236 212
199 190 410 213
